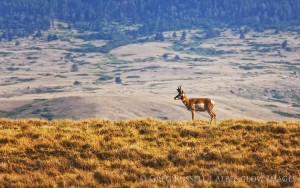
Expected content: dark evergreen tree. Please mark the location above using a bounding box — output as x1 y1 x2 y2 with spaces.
282 40 288 49
205 27 220 39
47 34 58 42
163 53 168 59
172 31 177 38
155 32 164 41
35 30 42 38
181 31 187 41
239 31 245 39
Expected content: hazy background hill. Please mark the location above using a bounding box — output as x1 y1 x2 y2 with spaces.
0 1 299 121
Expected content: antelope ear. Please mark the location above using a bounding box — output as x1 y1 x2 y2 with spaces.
181 90 184 94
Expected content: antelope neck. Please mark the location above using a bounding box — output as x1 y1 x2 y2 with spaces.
181 95 189 107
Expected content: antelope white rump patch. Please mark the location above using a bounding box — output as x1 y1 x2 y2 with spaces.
211 100 216 107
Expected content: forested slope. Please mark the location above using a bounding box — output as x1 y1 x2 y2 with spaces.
1 0 300 39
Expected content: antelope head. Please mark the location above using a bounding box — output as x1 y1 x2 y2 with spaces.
174 86 184 100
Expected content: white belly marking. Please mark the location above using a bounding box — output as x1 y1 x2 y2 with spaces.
195 103 206 111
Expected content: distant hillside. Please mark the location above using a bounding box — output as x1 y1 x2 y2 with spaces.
0 118 299 187
1 0 300 40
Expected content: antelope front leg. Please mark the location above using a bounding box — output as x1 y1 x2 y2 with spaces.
191 110 195 121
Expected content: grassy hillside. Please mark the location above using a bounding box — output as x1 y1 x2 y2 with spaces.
0 118 299 187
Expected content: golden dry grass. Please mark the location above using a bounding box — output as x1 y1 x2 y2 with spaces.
0 118 299 187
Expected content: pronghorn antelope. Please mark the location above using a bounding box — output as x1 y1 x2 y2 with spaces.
174 86 216 123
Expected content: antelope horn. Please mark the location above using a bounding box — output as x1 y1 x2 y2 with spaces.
177 85 182 92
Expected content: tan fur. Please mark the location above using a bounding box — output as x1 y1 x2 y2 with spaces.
174 86 216 123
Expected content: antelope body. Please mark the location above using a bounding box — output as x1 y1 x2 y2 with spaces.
174 86 216 123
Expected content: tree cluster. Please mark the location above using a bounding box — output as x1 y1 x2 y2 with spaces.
0 0 299 40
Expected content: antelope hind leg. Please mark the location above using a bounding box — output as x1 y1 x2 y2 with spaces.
207 110 214 124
